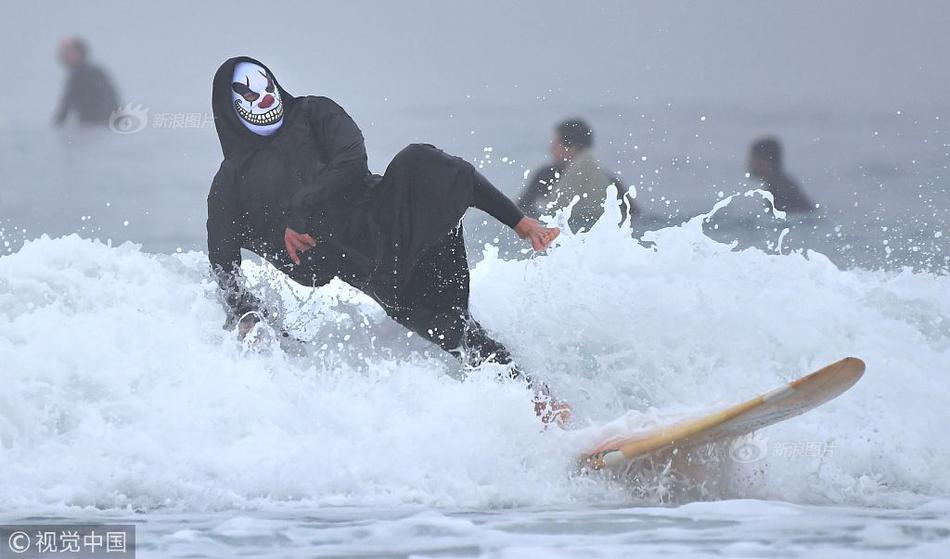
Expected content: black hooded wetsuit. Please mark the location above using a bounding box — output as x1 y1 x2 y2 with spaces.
53 61 119 126
207 56 528 377
763 172 814 214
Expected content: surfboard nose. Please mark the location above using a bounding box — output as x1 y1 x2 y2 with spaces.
836 356 865 384
579 356 866 475
844 356 866 374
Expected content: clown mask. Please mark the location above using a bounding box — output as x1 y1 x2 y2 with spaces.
231 61 283 136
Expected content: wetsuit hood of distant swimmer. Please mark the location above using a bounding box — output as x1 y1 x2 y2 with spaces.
212 56 294 155
551 118 594 164
748 137 782 179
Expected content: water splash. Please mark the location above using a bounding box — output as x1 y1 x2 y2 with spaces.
0 192 948 512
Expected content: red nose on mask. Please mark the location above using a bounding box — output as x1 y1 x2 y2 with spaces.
258 94 275 109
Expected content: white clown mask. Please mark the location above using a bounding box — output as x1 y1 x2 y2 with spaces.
231 61 283 136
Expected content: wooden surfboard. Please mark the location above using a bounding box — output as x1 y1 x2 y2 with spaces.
583 357 865 471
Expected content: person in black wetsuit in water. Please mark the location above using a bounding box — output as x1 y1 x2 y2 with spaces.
53 37 119 127
747 137 814 214
207 57 568 424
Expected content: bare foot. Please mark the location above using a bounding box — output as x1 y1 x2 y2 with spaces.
515 217 560 251
237 312 263 341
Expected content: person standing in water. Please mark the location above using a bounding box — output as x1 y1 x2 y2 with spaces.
518 119 635 233
207 57 568 424
747 137 814 214
53 37 120 127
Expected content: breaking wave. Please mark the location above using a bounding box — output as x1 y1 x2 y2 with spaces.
1 194 948 513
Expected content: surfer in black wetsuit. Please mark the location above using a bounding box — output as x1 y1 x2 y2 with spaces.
207 57 569 424
747 137 814 214
53 37 119 127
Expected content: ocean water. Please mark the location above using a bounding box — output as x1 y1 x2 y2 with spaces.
2 101 947 271
1 104 949 557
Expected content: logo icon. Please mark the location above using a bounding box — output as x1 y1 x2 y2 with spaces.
729 434 769 464
109 103 150 135
7 530 30 554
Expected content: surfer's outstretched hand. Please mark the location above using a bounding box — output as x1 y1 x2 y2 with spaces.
515 217 560 251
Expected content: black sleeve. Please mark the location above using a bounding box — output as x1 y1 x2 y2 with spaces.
207 166 262 327
473 170 524 229
53 77 74 126
286 97 369 232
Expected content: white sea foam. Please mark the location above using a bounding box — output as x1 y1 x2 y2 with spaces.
0 195 948 513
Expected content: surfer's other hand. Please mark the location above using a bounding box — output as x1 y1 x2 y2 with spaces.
284 227 317 265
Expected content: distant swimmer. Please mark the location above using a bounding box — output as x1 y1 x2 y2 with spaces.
53 37 120 127
206 57 569 425
747 137 814 213
518 119 636 233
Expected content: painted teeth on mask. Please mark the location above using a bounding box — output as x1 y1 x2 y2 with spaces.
233 99 283 126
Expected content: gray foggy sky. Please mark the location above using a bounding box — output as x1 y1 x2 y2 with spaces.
2 0 948 129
